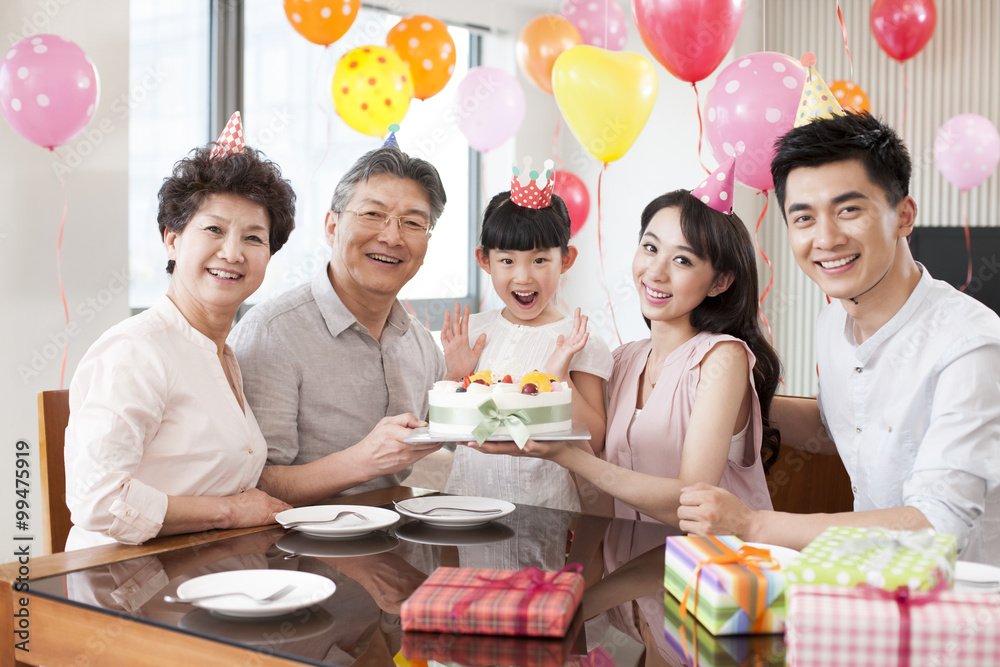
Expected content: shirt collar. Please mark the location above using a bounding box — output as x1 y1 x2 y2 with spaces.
152 295 218 352
310 265 411 339
850 263 933 362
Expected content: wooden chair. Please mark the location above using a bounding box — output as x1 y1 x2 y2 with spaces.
767 443 855 514
38 390 72 554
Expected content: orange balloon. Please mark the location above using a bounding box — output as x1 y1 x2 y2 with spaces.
829 79 872 114
387 15 456 101
284 0 361 46
516 14 581 94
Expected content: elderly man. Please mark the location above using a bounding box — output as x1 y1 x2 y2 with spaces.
230 145 447 506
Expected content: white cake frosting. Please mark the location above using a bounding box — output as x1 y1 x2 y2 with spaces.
428 379 572 438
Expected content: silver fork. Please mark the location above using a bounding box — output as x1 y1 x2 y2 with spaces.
394 501 503 516
281 510 369 529
164 583 295 605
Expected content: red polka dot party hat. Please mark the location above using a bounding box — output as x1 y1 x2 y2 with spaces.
510 157 555 209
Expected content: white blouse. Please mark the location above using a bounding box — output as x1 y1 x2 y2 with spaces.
64 296 267 550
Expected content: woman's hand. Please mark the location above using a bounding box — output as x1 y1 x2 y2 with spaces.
441 303 486 381
223 488 292 528
676 482 756 538
468 438 572 463
545 308 589 381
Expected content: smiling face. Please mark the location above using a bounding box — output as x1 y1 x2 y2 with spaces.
632 206 731 329
325 173 432 302
783 159 916 303
164 192 271 323
477 245 576 326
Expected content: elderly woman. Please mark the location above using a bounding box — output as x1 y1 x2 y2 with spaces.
64 134 296 550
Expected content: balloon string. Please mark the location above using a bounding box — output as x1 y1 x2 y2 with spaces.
755 190 774 345
597 163 622 347
900 63 908 135
54 149 70 389
309 45 334 187
959 190 972 292
479 155 489 313
692 82 710 175
836 1 854 82
553 114 565 169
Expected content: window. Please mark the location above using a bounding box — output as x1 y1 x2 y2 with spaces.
129 1 480 327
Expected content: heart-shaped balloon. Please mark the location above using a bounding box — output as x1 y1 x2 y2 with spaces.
552 46 658 163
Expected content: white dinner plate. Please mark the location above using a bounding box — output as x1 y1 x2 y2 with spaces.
179 606 335 643
275 505 400 539
404 421 591 443
954 560 1000 593
276 531 399 558
394 520 516 546
174 569 335 619
744 542 801 569
393 496 516 528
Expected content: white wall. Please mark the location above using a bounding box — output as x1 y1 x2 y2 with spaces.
0 1 130 554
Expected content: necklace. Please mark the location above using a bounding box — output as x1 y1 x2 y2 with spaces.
645 358 661 388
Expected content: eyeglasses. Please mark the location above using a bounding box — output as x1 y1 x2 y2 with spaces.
344 209 433 237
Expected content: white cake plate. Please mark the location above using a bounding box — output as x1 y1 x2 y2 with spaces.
404 421 591 443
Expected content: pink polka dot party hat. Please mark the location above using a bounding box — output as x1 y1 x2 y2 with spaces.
691 141 743 214
510 156 555 209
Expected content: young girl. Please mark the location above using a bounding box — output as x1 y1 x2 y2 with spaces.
441 162 613 512
472 178 781 525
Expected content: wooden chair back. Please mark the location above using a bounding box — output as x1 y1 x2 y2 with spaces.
38 390 72 554
767 443 854 514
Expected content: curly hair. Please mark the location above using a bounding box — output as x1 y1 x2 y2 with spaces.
479 191 572 255
157 145 296 274
639 190 783 473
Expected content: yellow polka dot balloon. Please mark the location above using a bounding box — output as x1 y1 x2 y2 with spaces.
333 46 415 137
386 15 456 101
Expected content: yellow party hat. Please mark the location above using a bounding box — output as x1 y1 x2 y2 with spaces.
794 53 844 128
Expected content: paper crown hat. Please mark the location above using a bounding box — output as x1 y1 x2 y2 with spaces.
510 157 556 209
210 111 246 160
691 142 744 214
795 54 845 128
382 123 400 149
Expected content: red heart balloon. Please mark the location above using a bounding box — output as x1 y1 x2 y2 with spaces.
870 0 937 62
553 171 590 237
631 0 745 83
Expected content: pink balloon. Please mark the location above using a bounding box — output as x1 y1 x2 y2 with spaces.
934 114 1000 191
0 35 99 150
454 67 525 153
560 0 628 51
704 52 807 191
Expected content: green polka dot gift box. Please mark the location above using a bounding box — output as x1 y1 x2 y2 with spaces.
784 527 957 591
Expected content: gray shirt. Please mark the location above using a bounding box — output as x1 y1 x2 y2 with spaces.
229 268 446 495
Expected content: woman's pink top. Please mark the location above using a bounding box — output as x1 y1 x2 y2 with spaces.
605 331 773 521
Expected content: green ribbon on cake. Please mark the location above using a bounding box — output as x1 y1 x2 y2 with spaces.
472 400 532 448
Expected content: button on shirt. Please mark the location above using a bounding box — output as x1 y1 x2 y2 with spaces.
229 268 446 494
817 266 1000 565
64 297 267 551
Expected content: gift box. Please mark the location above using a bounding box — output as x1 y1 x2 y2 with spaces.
786 583 1000 667
401 609 583 666
400 565 584 637
784 527 956 591
664 535 786 635
663 592 785 667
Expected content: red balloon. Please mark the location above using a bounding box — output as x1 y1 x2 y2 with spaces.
553 170 590 237
631 0 745 83
870 0 937 62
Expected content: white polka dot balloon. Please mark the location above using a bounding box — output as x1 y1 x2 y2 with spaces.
933 113 1000 191
559 0 628 51
0 34 100 149
704 52 807 191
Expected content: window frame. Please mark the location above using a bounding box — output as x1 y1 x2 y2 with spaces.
210 0 481 329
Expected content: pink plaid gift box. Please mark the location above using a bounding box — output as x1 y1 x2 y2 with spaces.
786 583 1000 667
400 565 584 637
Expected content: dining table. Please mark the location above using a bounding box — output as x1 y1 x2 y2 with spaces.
0 485 788 666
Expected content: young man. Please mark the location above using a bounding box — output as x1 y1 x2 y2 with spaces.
677 112 1000 565
229 146 447 506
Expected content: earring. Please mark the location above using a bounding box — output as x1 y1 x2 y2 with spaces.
708 289 716 297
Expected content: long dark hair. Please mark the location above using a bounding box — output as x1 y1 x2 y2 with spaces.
639 190 781 472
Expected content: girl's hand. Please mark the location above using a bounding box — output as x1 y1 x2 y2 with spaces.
545 308 589 381
441 303 486 381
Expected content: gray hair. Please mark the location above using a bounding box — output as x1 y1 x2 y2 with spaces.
330 147 447 227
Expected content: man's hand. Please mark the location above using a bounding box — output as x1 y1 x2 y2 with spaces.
677 482 757 539
358 413 443 474
545 307 589 381
441 303 486 381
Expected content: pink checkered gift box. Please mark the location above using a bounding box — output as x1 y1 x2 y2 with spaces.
786 583 1000 667
401 565 584 637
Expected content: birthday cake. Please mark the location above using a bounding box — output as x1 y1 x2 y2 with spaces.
428 370 572 444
